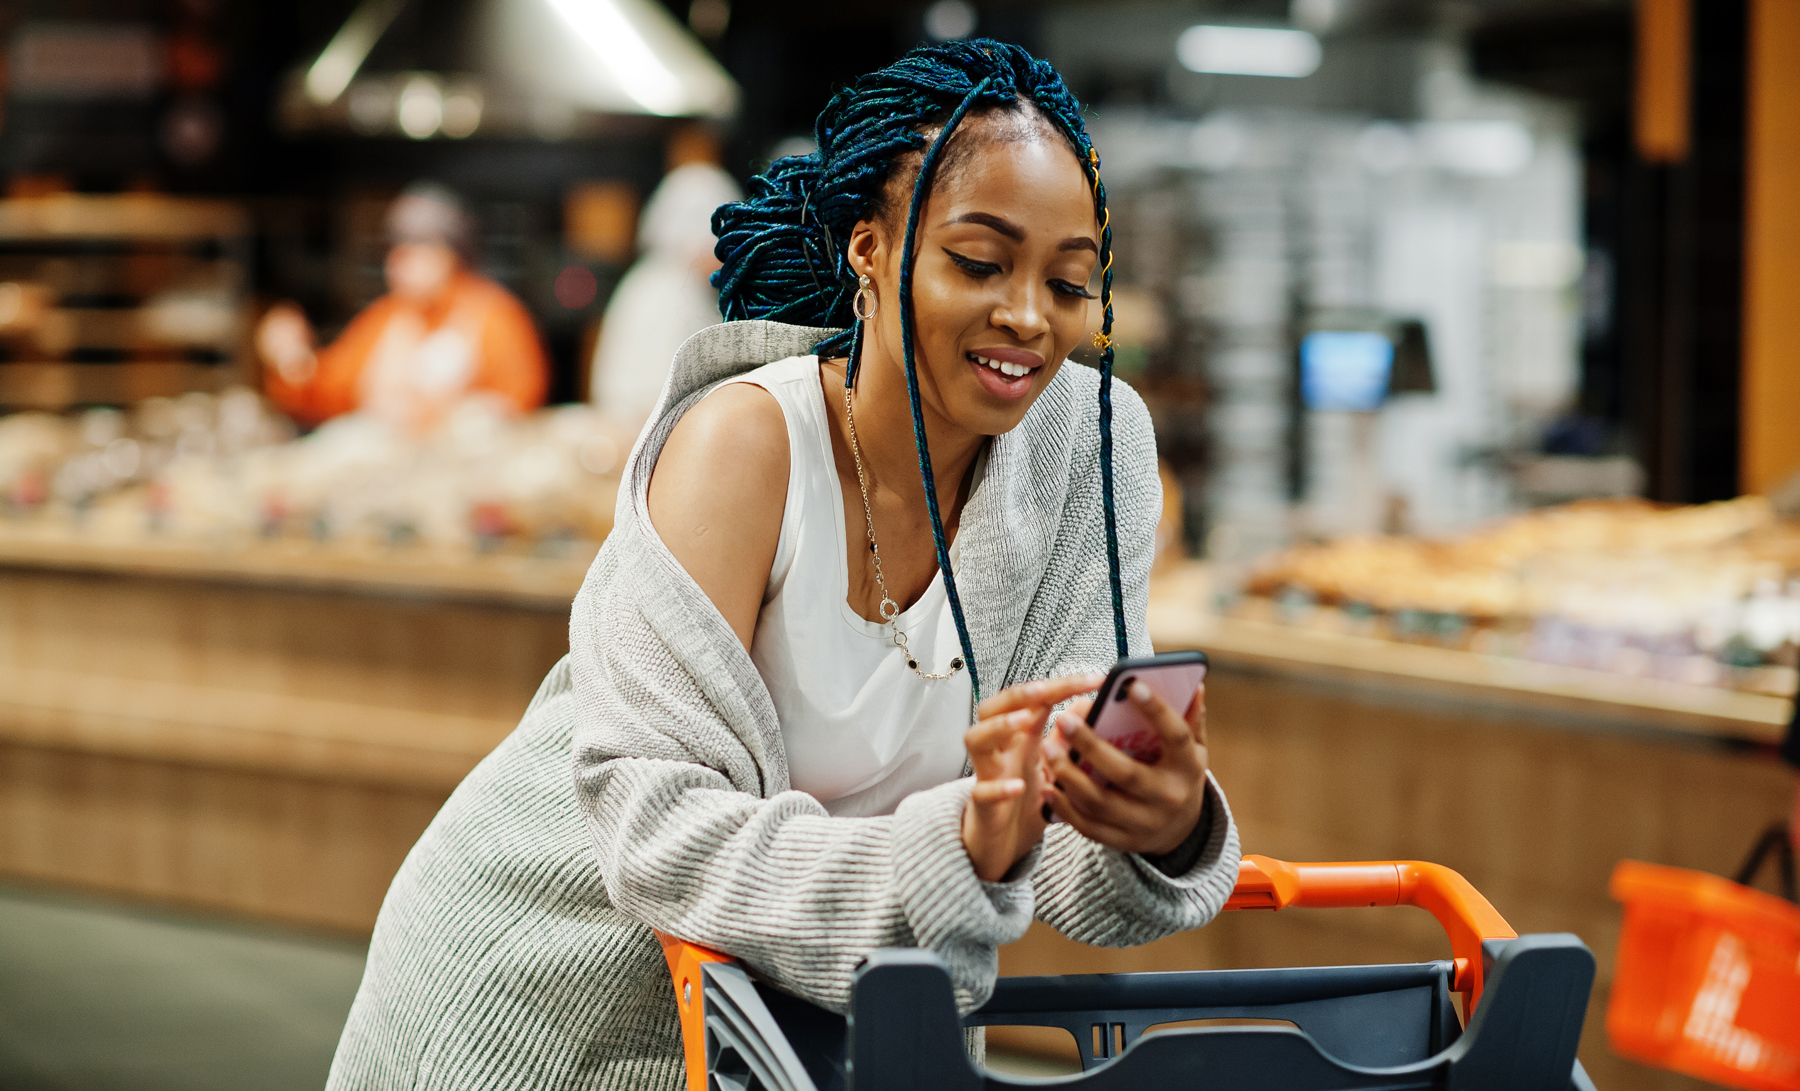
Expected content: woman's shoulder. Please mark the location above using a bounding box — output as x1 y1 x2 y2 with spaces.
646 377 790 646
662 380 789 477
1038 362 1155 453
663 321 840 404
729 353 821 393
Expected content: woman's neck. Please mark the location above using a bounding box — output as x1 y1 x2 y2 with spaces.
832 347 985 516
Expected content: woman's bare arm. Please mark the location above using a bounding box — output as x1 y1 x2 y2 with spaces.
646 383 789 650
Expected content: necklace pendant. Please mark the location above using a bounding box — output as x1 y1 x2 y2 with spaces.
846 380 966 684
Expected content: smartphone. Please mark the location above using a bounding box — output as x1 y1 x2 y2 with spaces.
1078 651 1209 785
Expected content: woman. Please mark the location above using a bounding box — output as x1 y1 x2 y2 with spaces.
328 41 1239 1091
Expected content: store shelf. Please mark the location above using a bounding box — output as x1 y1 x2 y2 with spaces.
0 523 595 609
1149 563 1791 744
0 194 252 410
0 195 248 241
0 361 237 409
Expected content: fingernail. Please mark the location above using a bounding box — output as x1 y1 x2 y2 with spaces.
1005 778 1025 793
1131 681 1151 702
1056 711 1079 735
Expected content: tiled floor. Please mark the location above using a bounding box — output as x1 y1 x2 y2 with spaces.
0 881 1088 1090
0 883 366 1091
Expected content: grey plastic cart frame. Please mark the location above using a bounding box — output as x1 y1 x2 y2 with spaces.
659 855 1599 1091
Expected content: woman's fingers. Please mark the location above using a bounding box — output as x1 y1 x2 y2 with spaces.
1045 789 1137 850
1128 682 1196 754
1188 682 1208 747
1043 741 1155 828
975 672 1104 720
1051 712 1148 792
970 778 1026 804
965 707 1043 763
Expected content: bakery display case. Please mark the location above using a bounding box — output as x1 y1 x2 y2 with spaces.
1237 498 1800 701
0 392 629 932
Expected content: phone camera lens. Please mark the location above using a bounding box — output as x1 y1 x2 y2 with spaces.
1115 676 1135 701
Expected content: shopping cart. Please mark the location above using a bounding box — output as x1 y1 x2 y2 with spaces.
658 854 1598 1090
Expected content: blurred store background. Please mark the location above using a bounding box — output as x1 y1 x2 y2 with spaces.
0 1 1796 1090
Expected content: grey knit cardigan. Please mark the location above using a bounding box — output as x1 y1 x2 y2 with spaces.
326 321 1241 1091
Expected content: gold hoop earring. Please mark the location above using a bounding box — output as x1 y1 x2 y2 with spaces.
852 274 878 320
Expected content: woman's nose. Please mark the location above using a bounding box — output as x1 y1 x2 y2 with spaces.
991 280 1051 342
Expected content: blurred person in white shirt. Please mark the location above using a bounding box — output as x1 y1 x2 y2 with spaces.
588 145 741 435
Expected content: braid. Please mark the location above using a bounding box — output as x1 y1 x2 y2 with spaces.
711 40 1131 694
896 78 992 699
1068 149 1129 660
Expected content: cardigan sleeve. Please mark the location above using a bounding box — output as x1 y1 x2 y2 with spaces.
1024 379 1243 945
570 542 1034 1015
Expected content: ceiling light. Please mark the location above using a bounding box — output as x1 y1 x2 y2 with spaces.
441 86 484 138
397 76 443 139
924 0 977 41
305 0 407 105
545 0 687 116
1176 25 1322 79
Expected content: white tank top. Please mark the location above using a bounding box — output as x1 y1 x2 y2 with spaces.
715 354 975 818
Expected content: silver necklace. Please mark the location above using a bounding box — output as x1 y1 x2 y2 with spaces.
842 382 965 681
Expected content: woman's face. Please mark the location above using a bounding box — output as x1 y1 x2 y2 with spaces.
850 120 1099 436
386 240 461 303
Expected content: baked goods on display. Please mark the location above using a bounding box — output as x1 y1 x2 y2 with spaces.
0 391 630 557
1241 498 1800 694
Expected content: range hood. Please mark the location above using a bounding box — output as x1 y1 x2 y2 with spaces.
279 0 739 139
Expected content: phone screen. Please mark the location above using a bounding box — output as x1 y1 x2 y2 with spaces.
1079 651 1208 784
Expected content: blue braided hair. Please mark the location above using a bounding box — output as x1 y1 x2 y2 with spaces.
711 39 1127 700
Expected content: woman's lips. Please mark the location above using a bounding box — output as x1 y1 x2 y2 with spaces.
967 348 1043 401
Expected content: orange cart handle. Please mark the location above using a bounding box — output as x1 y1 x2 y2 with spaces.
657 855 1517 1090
656 930 734 1091
1224 854 1517 1013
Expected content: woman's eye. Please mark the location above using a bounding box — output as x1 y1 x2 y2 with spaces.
1051 280 1097 300
942 249 1001 277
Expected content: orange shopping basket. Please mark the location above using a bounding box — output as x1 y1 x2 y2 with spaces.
1608 828 1800 1091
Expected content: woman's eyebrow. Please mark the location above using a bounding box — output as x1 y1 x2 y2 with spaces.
946 211 1024 241
945 212 1099 255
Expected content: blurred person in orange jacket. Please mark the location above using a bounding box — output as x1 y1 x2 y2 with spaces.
257 183 549 433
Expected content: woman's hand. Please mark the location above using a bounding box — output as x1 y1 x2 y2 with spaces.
1042 681 1210 857
962 673 1104 882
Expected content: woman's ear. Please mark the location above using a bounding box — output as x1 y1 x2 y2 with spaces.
846 218 885 281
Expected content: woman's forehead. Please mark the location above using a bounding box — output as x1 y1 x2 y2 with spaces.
929 136 1096 234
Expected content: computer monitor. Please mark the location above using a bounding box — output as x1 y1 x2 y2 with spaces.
1299 330 1395 412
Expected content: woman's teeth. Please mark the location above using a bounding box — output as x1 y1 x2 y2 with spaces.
972 354 1031 378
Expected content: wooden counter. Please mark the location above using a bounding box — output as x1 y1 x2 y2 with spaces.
0 528 587 931
1147 563 1791 744
1 543 1790 1088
